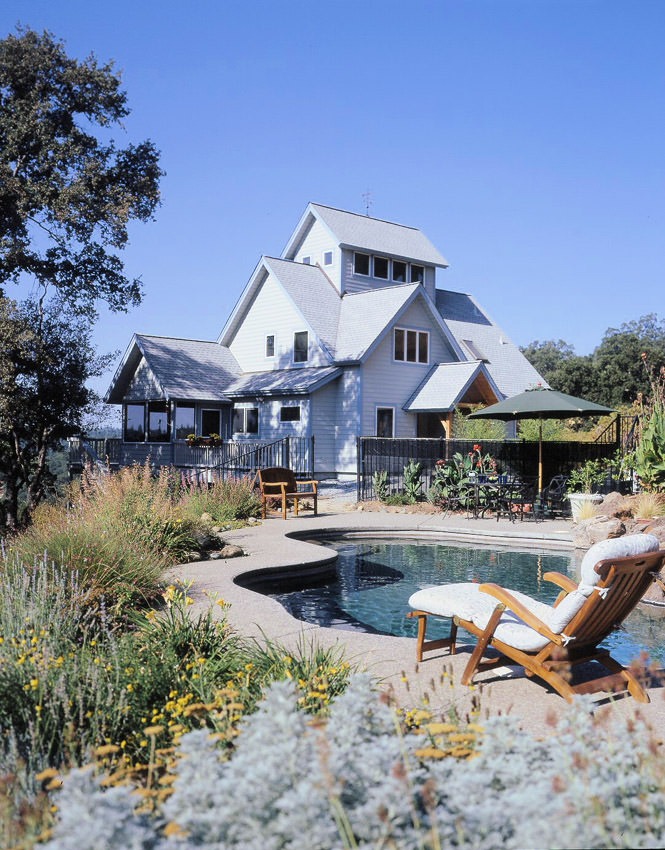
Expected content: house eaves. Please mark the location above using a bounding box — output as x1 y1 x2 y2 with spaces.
225 366 341 398
403 361 503 412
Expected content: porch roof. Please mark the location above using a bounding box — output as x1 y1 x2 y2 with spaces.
225 366 342 398
403 361 502 412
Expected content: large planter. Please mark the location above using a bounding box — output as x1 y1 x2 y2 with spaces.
568 492 603 523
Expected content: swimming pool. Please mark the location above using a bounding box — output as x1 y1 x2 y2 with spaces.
251 536 665 667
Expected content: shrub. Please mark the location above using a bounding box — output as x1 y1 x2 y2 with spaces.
179 475 261 524
372 469 389 502
402 459 423 503
42 676 665 849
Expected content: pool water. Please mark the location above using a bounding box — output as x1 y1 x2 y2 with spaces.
259 537 665 667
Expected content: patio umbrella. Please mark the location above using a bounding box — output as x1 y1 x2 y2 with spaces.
467 387 614 491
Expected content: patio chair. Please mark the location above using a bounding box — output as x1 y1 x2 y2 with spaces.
257 466 318 520
494 477 541 522
408 534 664 702
540 474 569 518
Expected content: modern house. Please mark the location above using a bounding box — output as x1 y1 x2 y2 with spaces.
104 203 545 477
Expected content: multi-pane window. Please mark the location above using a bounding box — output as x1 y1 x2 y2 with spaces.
394 328 429 364
124 404 145 442
280 405 301 422
410 264 424 283
175 403 195 440
232 406 258 434
376 407 394 438
353 252 426 284
266 335 275 357
293 331 308 363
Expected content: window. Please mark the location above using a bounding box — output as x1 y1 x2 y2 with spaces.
175 403 195 440
373 256 389 279
376 407 394 438
148 401 169 442
461 338 489 362
124 404 145 442
302 256 311 264
354 252 370 276
392 260 407 283
323 251 333 266
293 331 308 363
394 328 429 364
266 335 275 358
410 264 424 283
201 409 221 437
232 406 258 434
280 405 301 422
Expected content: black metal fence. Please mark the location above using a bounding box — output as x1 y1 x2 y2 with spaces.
356 436 621 501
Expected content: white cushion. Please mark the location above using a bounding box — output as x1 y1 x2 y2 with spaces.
578 533 660 594
409 583 493 621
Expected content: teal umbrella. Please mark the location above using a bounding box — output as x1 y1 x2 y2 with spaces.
467 388 614 491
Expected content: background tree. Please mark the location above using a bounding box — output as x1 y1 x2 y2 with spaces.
0 295 115 529
0 27 162 316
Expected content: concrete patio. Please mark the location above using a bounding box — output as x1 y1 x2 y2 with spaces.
172 495 665 733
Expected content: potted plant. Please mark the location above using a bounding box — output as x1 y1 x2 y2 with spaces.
566 458 606 522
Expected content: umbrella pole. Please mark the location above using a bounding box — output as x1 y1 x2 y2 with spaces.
538 419 543 493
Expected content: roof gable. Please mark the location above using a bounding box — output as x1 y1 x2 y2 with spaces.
404 361 502 412
106 335 240 404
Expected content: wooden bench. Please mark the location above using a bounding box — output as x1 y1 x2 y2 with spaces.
257 467 318 520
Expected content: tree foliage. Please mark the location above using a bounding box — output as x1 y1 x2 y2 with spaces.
0 295 114 529
522 315 665 409
0 27 162 316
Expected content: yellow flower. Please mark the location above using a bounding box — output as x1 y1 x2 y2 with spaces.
30 678 39 690
143 725 164 736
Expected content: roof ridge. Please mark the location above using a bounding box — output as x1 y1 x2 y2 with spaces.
310 202 422 233
137 333 221 345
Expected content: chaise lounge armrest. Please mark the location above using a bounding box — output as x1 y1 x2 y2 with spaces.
543 571 578 595
475 583 563 644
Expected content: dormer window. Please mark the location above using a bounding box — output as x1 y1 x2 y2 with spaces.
392 261 407 283
354 252 370 276
410 264 424 283
373 256 389 279
294 331 308 363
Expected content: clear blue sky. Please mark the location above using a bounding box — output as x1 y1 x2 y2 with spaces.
3 0 664 395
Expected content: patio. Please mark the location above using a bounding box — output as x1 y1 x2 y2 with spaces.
171 498 665 733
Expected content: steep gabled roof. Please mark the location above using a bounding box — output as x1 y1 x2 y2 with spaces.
218 257 338 361
105 335 241 404
404 361 502 412
282 202 449 267
435 290 547 397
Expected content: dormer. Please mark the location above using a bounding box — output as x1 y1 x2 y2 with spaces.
282 202 449 299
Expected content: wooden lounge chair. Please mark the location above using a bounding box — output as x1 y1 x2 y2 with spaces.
257 466 318 520
408 534 664 702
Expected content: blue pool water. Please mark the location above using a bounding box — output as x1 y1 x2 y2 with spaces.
257 536 665 667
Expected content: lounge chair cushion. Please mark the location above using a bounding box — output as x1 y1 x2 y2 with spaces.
578 533 660 595
410 583 587 652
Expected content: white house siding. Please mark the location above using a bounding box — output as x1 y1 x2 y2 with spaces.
360 299 457 437
292 218 341 291
125 358 162 401
309 379 339 476
334 368 361 474
228 273 329 372
260 397 311 441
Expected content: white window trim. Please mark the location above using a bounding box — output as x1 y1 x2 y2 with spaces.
302 256 311 264
393 327 430 365
354 251 371 276
373 256 389 279
391 259 407 283
280 404 301 423
265 334 275 358
232 403 259 436
293 330 309 364
323 250 333 266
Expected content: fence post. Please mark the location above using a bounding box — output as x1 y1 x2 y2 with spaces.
357 436 362 500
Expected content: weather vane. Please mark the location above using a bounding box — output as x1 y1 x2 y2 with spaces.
362 189 373 217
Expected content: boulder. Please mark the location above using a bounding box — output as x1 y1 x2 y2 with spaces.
218 544 244 559
573 515 626 549
597 491 634 519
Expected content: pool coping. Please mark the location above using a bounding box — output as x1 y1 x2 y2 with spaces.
172 507 665 733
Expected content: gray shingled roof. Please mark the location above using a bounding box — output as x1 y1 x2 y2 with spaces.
105 335 241 403
225 366 341 397
435 290 547 397
333 284 422 360
310 203 449 266
404 361 500 411
264 258 340 357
